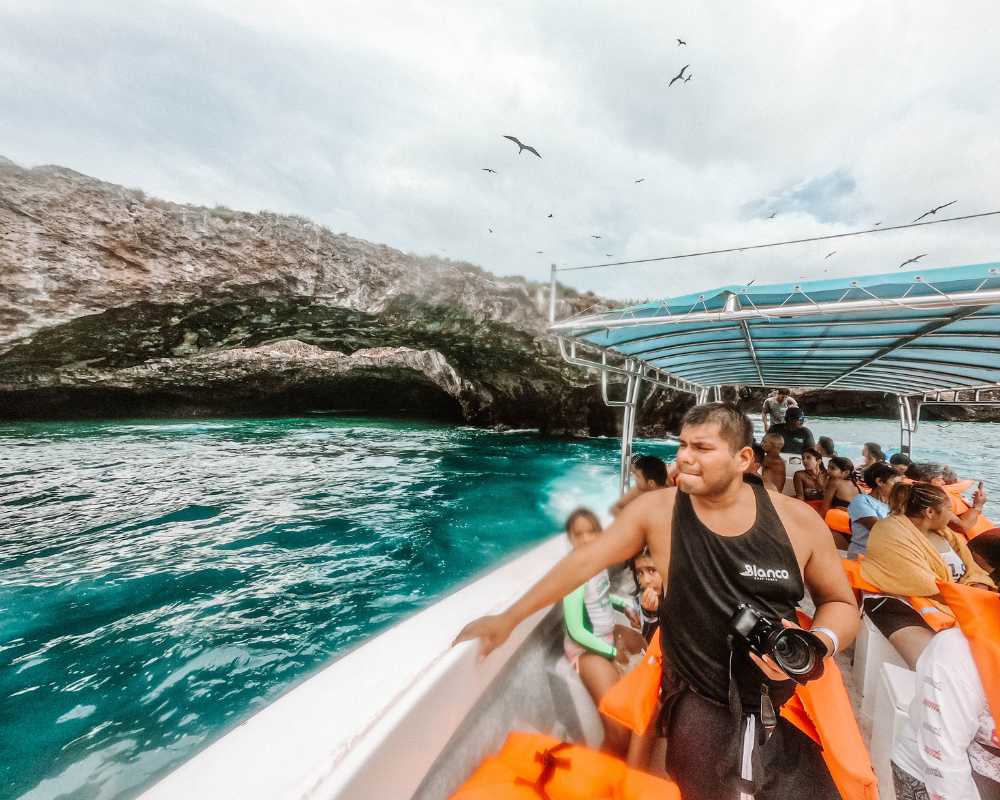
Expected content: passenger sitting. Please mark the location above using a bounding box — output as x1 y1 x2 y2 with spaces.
969 530 1000 586
891 614 1000 799
917 462 990 538
859 483 995 668
845 462 898 559
860 442 886 470
889 452 912 476
561 508 646 756
820 456 860 515
794 447 827 506
743 442 766 486
767 406 815 455
629 547 663 642
760 432 786 491
817 435 836 459
610 455 667 516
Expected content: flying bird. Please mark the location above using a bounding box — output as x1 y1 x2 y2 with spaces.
482 168 497 174
547 213 553 218
635 178 645 183
677 38 687 46
913 201 956 223
684 74 692 83
536 250 544 254
873 221 882 226
488 227 494 233
899 253 928 269
768 212 777 219
825 251 837 259
605 254 614 257
591 234 602 239
502 135 541 158
746 279 756 286
668 65 690 87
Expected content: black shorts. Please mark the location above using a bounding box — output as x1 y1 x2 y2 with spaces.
663 688 837 800
863 596 934 639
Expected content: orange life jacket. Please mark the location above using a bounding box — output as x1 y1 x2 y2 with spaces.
944 484 997 539
599 614 878 800
826 507 851 534
936 582 1000 747
841 558 956 632
449 731 681 800
598 633 662 735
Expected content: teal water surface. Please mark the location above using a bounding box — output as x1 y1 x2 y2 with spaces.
0 417 676 799
2 413 998 799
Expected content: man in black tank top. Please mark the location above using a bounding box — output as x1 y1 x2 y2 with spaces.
456 403 858 799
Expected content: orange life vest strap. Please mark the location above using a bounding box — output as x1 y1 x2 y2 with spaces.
936 582 1000 747
784 611 879 800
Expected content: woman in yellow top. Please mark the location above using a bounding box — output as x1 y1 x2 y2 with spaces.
860 482 996 667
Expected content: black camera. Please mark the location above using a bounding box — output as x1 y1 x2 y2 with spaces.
728 603 826 684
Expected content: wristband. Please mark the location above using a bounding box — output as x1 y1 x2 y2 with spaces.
811 626 839 657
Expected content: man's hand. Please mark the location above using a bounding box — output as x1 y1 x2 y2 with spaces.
452 614 516 660
747 619 831 682
640 586 659 613
973 481 987 510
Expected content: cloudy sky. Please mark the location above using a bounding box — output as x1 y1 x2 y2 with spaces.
2 0 998 300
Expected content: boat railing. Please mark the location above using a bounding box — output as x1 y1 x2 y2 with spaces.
139 535 569 800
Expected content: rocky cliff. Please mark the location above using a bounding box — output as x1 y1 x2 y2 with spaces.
0 156 967 433
0 157 633 433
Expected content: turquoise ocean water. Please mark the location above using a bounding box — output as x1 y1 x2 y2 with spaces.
2 413 998 798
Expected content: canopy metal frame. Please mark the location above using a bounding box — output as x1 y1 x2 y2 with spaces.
548 263 1000 490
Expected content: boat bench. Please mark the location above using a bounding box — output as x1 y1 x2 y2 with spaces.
853 615 908 723
545 655 606 748
870 663 916 800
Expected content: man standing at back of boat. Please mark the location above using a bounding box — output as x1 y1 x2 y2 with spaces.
761 387 797 432
455 403 858 800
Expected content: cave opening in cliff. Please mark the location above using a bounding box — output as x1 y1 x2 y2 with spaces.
0 372 466 423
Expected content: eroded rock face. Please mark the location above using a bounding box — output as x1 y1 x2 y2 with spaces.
0 158 623 431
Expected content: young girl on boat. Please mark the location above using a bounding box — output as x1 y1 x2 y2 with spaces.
629 546 662 642
794 446 827 508
561 508 646 757
821 456 860 512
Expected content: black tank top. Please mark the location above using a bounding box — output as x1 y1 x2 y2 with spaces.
659 482 804 708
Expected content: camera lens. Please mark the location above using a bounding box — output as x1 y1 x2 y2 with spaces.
771 631 816 675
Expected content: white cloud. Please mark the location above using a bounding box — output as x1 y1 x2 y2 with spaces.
1 0 998 303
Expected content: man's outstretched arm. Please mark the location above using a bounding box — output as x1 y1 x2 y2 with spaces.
453 497 650 658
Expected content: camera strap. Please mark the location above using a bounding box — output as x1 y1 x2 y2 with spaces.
723 638 778 796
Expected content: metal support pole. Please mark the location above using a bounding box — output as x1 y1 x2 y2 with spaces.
897 395 914 454
618 362 642 495
712 385 722 402
548 264 557 324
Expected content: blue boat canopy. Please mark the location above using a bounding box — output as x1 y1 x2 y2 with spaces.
550 262 1000 397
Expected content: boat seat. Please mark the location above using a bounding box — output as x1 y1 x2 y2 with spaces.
854 615 908 723
546 654 606 749
870 663 916 800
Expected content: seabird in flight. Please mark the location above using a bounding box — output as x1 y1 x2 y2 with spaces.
668 65 690 87
502 135 541 158
913 201 956 223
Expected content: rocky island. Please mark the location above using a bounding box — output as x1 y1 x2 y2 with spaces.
1 157 971 433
